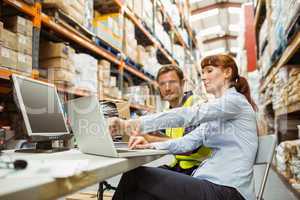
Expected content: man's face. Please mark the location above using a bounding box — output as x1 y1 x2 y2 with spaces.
157 71 184 102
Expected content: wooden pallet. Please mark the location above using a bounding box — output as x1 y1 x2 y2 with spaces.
43 8 94 42
94 37 122 57
94 0 121 14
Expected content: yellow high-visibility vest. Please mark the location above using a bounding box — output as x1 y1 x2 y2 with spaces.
165 95 212 169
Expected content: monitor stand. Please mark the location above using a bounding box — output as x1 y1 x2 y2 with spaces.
15 141 69 153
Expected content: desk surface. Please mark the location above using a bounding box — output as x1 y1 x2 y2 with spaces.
0 149 164 200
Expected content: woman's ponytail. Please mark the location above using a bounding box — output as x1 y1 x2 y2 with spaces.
234 76 258 111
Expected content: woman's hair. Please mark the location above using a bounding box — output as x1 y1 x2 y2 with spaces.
201 54 258 111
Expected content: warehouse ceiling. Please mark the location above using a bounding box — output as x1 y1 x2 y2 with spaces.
190 0 249 57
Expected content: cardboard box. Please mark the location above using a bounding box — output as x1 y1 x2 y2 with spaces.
17 52 32 73
40 42 75 60
98 84 111 99
99 59 110 68
110 76 117 87
115 102 130 119
98 60 111 80
48 68 75 85
5 16 33 36
0 46 17 70
99 79 110 88
40 58 75 72
2 29 17 51
136 45 147 66
133 0 143 19
16 34 32 55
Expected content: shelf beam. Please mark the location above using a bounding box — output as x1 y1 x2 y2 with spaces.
202 35 237 44
275 102 300 117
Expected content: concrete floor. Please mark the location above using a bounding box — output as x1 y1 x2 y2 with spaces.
72 155 299 200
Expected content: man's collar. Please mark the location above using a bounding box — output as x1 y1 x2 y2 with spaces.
169 91 193 109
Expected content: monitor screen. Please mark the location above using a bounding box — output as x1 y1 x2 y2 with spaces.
12 75 69 136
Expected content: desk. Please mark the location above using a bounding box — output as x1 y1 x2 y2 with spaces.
0 149 164 200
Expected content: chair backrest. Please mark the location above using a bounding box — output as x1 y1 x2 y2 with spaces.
255 134 277 165
255 134 277 200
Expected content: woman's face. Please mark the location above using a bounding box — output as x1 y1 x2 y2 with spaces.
201 65 230 95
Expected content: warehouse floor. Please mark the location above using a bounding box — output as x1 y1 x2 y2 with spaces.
77 155 298 200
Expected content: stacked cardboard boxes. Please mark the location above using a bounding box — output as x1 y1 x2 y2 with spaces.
1 16 33 73
98 59 111 99
39 41 75 86
143 45 161 76
93 12 123 50
124 85 150 106
72 53 98 92
143 0 154 32
6 16 33 74
98 60 122 99
136 45 147 66
173 44 185 68
123 17 137 61
276 140 300 190
0 25 17 70
287 67 300 105
272 65 300 110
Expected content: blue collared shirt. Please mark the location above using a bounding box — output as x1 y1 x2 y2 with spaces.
140 88 258 200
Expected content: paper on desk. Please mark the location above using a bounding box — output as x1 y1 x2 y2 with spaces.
36 159 90 178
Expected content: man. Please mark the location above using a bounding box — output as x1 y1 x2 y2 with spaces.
129 65 211 175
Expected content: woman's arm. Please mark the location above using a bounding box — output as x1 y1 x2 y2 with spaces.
150 123 208 154
140 91 241 134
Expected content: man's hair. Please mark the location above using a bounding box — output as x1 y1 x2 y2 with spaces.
156 65 184 82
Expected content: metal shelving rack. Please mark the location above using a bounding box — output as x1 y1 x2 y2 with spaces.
255 0 300 196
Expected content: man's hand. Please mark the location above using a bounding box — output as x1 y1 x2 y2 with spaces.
108 117 125 136
108 117 142 136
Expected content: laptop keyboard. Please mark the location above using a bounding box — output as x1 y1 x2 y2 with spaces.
116 149 134 153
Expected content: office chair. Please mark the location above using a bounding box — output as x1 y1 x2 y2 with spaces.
255 134 277 200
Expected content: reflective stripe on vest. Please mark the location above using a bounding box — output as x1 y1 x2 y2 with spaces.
165 95 212 169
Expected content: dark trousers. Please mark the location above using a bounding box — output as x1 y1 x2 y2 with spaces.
159 164 197 176
112 166 245 200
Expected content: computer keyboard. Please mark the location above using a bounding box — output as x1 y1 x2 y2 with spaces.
116 149 134 153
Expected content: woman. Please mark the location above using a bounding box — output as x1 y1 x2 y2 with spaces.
110 54 258 200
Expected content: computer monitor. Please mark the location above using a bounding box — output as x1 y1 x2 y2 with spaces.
11 74 70 152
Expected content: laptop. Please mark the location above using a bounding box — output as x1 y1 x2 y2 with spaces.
67 96 168 158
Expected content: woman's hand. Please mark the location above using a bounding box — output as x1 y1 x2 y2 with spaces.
128 136 154 149
108 117 142 136
128 136 149 149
